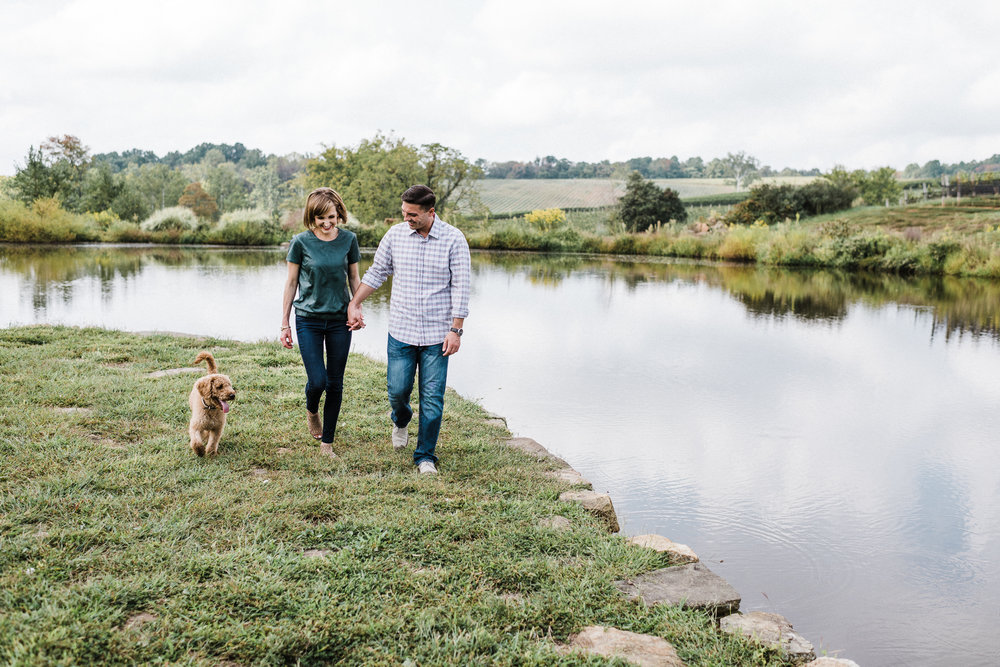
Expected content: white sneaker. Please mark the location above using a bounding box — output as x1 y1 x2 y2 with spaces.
391 425 409 450
417 461 438 475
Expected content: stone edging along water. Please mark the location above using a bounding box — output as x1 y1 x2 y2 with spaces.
500 431 861 666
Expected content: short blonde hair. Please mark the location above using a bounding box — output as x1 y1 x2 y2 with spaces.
303 187 348 229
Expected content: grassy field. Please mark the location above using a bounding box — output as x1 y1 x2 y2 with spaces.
460 177 818 215
0 326 795 666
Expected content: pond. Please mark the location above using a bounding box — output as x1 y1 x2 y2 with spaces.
4 243 1000 667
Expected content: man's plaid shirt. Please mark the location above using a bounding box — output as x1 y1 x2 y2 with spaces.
361 216 471 346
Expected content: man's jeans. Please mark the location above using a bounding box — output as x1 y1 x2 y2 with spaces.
295 317 351 443
387 334 449 465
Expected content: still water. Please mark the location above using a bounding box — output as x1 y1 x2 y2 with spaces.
4 244 1000 667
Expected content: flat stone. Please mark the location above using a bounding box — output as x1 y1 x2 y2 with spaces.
545 468 592 488
559 490 619 532
484 410 507 426
565 626 684 667
616 563 741 617
629 534 699 563
303 549 335 559
539 516 573 531
803 659 860 667
504 437 570 467
721 612 814 663
53 407 93 415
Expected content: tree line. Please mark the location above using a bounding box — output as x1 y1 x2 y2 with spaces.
4 132 997 231
479 153 823 180
1 133 480 226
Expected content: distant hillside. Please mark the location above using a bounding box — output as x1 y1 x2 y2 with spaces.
459 177 817 215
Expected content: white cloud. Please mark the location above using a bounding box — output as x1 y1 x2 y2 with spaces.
2 0 999 175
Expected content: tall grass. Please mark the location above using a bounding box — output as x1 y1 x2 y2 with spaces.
0 198 99 243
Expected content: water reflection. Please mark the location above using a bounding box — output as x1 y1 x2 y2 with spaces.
477 252 1000 338
4 244 1000 666
6 245 1000 340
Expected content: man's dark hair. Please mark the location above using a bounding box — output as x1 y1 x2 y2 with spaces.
401 184 436 210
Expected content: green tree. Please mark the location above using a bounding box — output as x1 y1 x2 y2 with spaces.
8 146 59 204
248 164 283 218
178 182 219 220
617 171 687 232
110 183 151 222
204 162 250 212
854 167 902 206
823 165 859 201
128 163 188 211
81 162 122 212
41 135 91 211
420 142 482 212
306 132 423 223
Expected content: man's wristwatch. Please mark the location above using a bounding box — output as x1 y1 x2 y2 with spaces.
450 327 463 337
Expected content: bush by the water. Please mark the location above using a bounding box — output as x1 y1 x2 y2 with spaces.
0 197 99 243
524 208 567 231
206 208 283 245
725 181 855 225
140 206 199 232
618 171 687 231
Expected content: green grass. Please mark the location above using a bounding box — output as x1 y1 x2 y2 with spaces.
0 326 795 666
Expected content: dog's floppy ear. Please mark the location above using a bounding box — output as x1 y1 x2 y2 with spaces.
196 376 213 399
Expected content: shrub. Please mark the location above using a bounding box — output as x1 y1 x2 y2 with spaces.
524 208 567 231
87 210 119 230
141 206 198 232
535 226 583 252
794 180 855 216
726 182 855 225
618 171 687 232
0 197 99 243
716 226 764 261
207 208 282 245
103 220 151 243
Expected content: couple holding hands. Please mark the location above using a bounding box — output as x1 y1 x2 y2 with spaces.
280 185 471 475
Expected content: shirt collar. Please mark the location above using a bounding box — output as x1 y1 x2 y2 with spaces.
408 214 444 239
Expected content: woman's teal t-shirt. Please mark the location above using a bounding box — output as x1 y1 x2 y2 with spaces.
286 229 361 321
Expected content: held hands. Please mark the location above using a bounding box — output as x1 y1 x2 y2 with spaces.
347 302 365 331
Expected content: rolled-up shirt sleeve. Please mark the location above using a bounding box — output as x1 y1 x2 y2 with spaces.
450 236 471 319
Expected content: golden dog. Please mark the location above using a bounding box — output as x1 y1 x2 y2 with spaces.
188 352 236 456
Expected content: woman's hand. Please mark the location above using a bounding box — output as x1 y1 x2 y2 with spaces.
280 326 293 349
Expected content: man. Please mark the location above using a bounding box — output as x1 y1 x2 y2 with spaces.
347 184 471 474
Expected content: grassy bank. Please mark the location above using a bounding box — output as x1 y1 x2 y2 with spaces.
7 192 999 279
0 326 794 665
451 199 1000 278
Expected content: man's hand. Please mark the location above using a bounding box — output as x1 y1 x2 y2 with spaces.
347 302 365 331
280 327 293 349
442 331 461 356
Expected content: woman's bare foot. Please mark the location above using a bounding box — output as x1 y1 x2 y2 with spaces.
307 411 322 440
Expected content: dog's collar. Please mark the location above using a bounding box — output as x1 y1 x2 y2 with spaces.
202 398 216 410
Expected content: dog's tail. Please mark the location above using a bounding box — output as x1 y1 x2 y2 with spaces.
193 351 218 374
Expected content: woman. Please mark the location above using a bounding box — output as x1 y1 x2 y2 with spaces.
281 187 361 457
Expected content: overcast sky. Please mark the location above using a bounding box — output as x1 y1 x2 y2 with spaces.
2 0 999 176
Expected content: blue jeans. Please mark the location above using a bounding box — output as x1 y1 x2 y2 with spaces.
387 334 450 466
296 317 352 443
